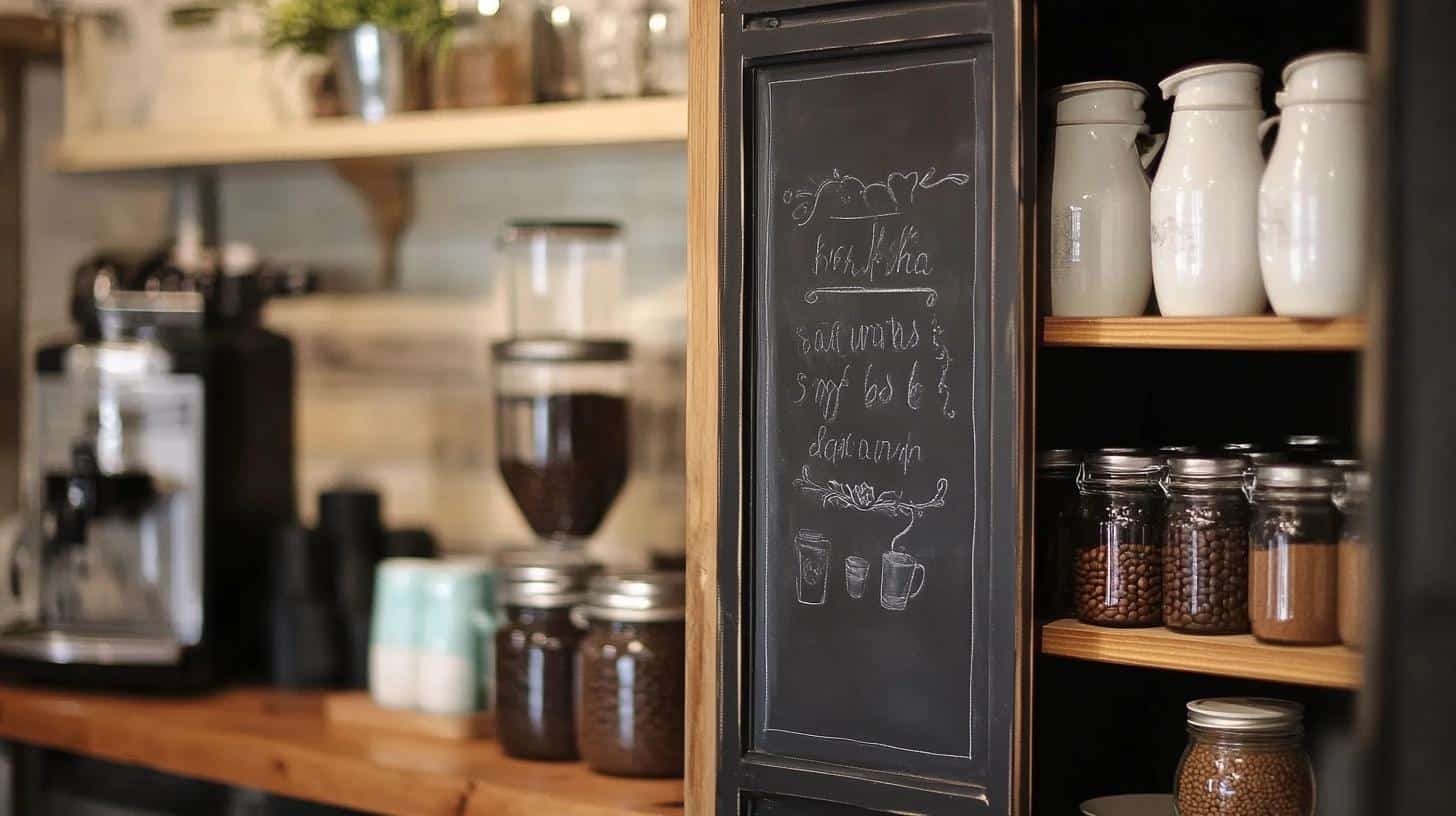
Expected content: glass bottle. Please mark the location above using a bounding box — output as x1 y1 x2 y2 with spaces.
1174 698 1314 816
493 550 600 760
1074 451 1165 627
575 572 685 777
1247 464 1340 645
638 0 687 96
435 0 535 108
1160 455 1251 634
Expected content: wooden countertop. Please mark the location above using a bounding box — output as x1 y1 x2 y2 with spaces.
0 685 684 816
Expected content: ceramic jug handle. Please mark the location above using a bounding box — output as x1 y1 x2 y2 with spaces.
1138 131 1167 170
1258 115 1282 144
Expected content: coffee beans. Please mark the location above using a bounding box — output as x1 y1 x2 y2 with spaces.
1163 496 1250 634
495 605 582 761
1176 739 1314 816
577 620 686 777
1074 495 1163 627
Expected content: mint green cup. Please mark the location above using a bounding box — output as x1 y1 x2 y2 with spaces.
416 559 495 714
369 558 435 709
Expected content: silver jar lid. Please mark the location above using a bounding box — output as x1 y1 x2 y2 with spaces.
581 572 686 622
501 220 622 240
1158 445 1198 456
1038 449 1081 471
1187 698 1303 734
1222 441 1259 452
1166 455 1246 479
1253 463 1336 489
1286 434 1338 449
1324 457 1362 471
496 548 601 607
1084 451 1161 473
492 338 630 363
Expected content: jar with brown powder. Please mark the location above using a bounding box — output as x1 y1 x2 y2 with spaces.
1247 464 1340 645
1174 697 1314 816
1333 468 1370 649
575 572 685 777
493 549 600 760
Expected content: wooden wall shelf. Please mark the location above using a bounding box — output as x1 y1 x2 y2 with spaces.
0 13 59 57
1041 619 1362 690
50 96 687 172
0 685 682 816
1041 316 1367 351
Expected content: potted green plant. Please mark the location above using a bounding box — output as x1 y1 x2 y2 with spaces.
266 0 448 120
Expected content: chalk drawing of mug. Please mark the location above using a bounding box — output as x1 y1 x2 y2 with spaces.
880 550 926 611
843 555 869 599
795 529 831 606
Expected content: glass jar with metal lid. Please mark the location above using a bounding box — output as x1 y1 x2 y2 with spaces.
1333 468 1370 648
1035 449 1081 619
493 549 601 760
1247 464 1340 644
499 220 624 339
1174 698 1314 816
575 572 686 777
1160 455 1251 634
1075 451 1165 627
1284 434 1342 463
494 339 631 547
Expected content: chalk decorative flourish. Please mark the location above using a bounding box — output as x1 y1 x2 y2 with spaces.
792 465 949 551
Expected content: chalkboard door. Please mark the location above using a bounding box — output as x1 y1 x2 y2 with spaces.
713 1 1026 814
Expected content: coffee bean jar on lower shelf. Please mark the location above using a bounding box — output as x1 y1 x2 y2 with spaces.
1161 455 1251 634
575 572 686 778
1175 698 1314 816
1075 451 1165 627
493 550 600 761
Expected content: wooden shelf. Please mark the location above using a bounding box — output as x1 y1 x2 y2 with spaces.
0 685 683 816
1041 618 1361 690
1041 316 1367 351
50 96 687 172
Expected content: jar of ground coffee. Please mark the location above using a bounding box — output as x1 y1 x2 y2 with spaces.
1160 455 1251 634
1174 697 1314 816
1035 449 1081 619
1075 451 1165 627
493 550 600 760
1248 464 1340 645
575 572 685 777
1333 468 1370 649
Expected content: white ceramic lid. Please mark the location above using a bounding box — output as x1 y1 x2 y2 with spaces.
1186 697 1304 733
1053 80 1149 125
1160 62 1262 109
1280 50 1369 104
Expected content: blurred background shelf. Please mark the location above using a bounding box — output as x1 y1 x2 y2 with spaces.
1041 316 1367 351
1041 618 1362 690
50 96 688 172
0 685 683 816
0 12 59 57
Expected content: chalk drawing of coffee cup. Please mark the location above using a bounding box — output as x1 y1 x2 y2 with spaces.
880 550 926 611
843 556 869 599
795 529 831 606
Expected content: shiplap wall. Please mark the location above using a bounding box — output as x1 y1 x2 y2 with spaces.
22 63 687 565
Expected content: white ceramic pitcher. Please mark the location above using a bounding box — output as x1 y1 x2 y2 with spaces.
1150 62 1267 316
1049 81 1165 316
1258 51 1370 317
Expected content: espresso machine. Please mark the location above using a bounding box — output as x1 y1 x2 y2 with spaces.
0 251 295 689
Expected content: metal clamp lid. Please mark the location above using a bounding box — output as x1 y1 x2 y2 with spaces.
491 338 631 363
577 571 687 623
1161 454 1248 495
495 548 602 607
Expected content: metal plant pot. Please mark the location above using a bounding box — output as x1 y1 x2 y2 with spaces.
330 24 421 121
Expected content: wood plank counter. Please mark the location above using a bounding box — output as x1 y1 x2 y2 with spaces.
0 685 683 816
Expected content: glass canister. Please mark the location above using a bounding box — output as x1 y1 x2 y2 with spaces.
494 339 631 546
1175 698 1314 816
434 0 535 108
581 0 642 98
1284 434 1342 463
1247 464 1340 645
575 572 685 777
493 549 600 760
499 221 625 339
1333 468 1370 648
638 0 687 96
1035 449 1081 619
1161 455 1251 634
531 0 587 101
1075 451 1165 627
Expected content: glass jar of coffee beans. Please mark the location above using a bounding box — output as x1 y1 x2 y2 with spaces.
1035 449 1081 619
1075 451 1165 627
575 572 686 777
493 549 601 761
1247 465 1340 645
1160 455 1251 634
1175 698 1314 816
